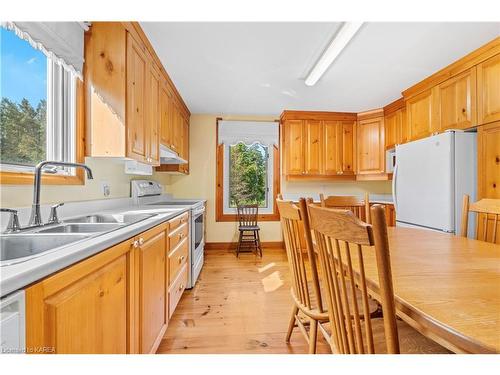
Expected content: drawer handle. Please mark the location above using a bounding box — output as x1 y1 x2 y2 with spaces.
132 240 139 248
179 255 185 263
179 284 184 292
138 237 145 246
179 233 184 239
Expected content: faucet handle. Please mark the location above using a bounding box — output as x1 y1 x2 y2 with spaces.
1 208 21 233
48 203 65 224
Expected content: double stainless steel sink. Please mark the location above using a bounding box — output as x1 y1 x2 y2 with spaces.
0 213 156 266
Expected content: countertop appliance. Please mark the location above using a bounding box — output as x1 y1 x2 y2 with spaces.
131 180 205 289
393 130 477 236
1 290 25 354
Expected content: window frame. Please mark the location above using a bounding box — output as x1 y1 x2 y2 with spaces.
0 79 85 185
215 117 280 222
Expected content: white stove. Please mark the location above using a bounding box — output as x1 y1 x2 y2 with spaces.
131 180 205 289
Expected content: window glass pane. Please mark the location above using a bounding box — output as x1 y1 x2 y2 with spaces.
0 27 47 167
229 142 268 208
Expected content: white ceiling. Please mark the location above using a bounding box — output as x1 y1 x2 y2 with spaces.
141 22 500 116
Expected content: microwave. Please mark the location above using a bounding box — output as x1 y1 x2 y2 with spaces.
386 148 396 173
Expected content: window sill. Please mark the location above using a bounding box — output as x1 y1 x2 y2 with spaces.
0 170 85 185
216 212 280 222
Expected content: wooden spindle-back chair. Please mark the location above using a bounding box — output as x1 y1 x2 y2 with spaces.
308 204 449 354
236 204 262 257
461 195 500 244
319 192 371 223
276 197 330 354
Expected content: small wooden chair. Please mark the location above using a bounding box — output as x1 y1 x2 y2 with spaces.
460 195 500 243
308 204 449 354
319 192 371 223
236 204 262 257
277 197 330 354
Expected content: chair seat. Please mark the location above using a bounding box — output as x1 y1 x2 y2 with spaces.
238 225 260 231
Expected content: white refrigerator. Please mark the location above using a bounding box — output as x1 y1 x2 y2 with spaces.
393 131 477 236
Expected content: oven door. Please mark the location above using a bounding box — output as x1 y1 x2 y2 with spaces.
193 206 205 251
189 205 205 288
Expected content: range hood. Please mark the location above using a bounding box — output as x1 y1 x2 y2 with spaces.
160 144 187 165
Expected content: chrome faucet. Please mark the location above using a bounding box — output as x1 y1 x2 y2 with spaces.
28 161 94 227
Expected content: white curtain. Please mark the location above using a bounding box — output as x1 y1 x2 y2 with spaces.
1 21 86 78
218 120 279 147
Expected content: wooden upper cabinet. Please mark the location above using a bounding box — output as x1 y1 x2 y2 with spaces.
406 88 438 141
323 120 341 175
340 121 356 175
477 53 500 125
137 225 167 354
384 110 400 149
478 121 500 199
126 33 148 163
25 240 136 354
438 68 477 131
304 120 323 175
159 81 173 148
147 62 161 166
398 107 409 145
357 115 385 175
85 22 190 166
284 120 305 175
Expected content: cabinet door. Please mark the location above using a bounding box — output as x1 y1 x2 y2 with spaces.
407 89 436 141
137 225 167 354
181 115 189 173
26 240 136 354
341 121 356 175
126 33 148 162
159 81 173 148
147 62 161 166
304 119 323 175
477 121 500 243
477 54 500 125
384 110 400 149
438 68 477 131
171 102 182 154
357 117 385 174
284 120 304 175
323 120 341 175
397 107 409 145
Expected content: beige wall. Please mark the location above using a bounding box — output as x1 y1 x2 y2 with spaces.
0 157 171 208
168 114 392 243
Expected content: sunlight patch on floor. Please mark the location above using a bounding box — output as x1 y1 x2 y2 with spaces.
261 270 284 292
258 262 275 273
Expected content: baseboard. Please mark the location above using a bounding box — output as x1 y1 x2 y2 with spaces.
204 241 284 251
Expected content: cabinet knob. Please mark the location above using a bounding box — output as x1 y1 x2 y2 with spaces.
179 233 184 239
179 284 184 292
179 255 185 263
132 240 139 248
138 237 145 246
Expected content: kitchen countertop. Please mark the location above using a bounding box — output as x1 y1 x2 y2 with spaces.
0 200 202 298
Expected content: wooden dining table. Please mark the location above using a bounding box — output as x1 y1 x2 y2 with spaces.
349 226 500 354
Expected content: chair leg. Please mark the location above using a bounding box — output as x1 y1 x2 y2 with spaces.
308 319 318 354
256 230 263 257
236 231 242 258
285 304 299 343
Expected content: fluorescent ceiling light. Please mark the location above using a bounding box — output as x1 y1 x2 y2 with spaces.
305 22 363 86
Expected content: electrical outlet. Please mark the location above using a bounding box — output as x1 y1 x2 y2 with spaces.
101 181 111 197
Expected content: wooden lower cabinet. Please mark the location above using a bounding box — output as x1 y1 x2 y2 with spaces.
137 224 168 353
26 240 136 354
25 218 190 354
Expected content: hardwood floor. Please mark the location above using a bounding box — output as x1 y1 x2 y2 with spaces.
156 248 332 354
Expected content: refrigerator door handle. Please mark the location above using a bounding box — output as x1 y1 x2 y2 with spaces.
392 163 398 213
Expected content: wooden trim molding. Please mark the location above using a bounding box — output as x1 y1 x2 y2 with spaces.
205 241 284 251
357 108 384 121
280 110 357 122
0 80 86 185
403 36 500 99
383 97 405 115
215 118 281 222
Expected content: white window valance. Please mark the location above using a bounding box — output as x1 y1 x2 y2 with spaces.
218 120 279 147
1 21 87 79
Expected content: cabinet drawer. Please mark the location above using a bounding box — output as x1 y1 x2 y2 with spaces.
168 263 188 318
168 222 188 250
168 238 189 284
168 212 189 232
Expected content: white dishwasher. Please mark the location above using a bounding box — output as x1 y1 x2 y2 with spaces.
0 290 25 354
